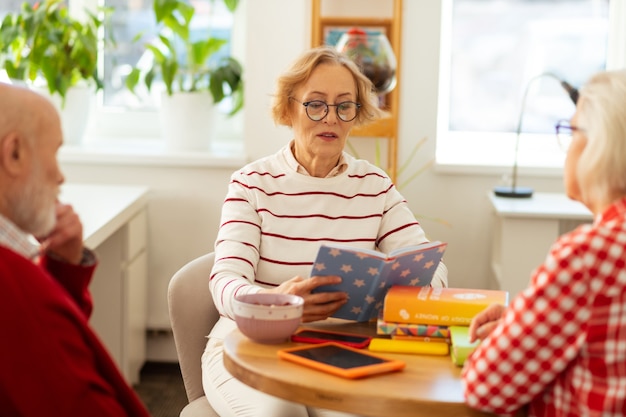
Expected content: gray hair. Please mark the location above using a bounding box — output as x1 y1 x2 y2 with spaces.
575 70 626 205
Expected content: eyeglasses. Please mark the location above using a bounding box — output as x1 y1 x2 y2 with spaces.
555 120 586 152
290 98 361 122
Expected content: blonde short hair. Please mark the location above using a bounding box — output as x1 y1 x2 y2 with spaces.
575 70 626 204
271 46 384 127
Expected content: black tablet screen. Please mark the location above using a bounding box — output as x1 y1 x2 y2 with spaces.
288 344 386 369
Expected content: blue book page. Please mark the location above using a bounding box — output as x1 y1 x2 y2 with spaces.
311 242 447 322
311 245 386 321
382 241 447 287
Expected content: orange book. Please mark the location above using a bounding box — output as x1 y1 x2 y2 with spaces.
382 286 509 326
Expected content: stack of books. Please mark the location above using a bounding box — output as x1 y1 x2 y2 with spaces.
376 286 509 365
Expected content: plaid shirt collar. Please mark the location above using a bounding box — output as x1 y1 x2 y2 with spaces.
0 213 40 260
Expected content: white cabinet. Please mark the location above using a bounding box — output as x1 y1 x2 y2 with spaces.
489 192 592 300
61 184 149 385
123 210 148 385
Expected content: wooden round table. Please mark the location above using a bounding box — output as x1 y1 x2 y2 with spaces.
223 320 499 417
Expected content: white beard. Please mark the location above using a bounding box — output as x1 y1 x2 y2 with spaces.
13 166 57 239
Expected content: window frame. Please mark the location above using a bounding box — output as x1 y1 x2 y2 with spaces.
435 0 626 176
72 0 245 152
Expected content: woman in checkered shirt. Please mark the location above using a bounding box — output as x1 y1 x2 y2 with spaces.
463 70 626 417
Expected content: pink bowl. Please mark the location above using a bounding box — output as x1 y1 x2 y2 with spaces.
233 293 304 344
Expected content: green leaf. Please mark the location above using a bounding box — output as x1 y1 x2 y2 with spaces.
3 60 24 80
209 70 225 103
162 14 189 42
227 82 244 116
190 37 226 67
157 34 176 57
177 2 195 25
125 68 141 93
161 60 178 96
223 0 239 13
145 68 156 90
146 44 167 64
131 32 144 43
154 0 179 23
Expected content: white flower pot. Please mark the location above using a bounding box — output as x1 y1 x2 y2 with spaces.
35 85 92 146
160 92 217 151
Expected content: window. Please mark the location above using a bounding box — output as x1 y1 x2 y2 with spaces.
102 0 235 111
436 0 617 172
1 0 242 147
95 0 240 142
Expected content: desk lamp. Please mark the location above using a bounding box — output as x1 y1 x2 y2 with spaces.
494 73 579 198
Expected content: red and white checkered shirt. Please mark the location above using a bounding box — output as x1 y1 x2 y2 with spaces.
463 197 626 417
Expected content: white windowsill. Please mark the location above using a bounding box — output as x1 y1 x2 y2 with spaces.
59 136 248 169
434 130 566 178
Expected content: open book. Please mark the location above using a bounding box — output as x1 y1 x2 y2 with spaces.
310 241 447 322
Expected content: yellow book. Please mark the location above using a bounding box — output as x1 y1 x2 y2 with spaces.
382 286 509 326
368 338 449 356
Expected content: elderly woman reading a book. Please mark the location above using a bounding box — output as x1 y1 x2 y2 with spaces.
463 69 626 417
201 45 448 417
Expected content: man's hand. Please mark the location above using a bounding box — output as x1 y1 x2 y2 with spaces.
468 303 506 343
39 203 84 264
261 275 348 322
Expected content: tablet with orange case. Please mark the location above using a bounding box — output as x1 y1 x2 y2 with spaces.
277 342 405 379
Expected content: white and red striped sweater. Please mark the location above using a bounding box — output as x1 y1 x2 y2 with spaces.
208 143 448 339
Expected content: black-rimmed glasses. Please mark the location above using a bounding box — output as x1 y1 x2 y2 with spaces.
290 98 361 122
555 120 585 152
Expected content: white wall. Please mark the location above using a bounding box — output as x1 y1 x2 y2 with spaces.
61 0 567 359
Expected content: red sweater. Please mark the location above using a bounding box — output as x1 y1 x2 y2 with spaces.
0 246 150 417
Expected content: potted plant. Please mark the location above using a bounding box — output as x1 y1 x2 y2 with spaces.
125 0 243 151
0 0 110 144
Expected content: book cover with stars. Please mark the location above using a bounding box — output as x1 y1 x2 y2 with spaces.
310 241 447 322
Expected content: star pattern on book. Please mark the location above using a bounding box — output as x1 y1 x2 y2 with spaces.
353 279 366 288
313 262 326 272
413 253 425 262
341 264 353 273
368 267 379 276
